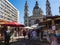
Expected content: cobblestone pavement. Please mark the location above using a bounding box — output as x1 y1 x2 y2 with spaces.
10 38 50 45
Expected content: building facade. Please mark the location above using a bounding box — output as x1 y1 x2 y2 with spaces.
0 0 19 22
24 0 53 26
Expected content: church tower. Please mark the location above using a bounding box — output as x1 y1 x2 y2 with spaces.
24 1 29 26
46 0 52 16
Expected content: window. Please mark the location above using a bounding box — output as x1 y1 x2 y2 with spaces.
0 15 3 18
25 20 27 22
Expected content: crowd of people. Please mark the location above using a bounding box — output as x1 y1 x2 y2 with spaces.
22 28 44 41
22 28 60 45
45 29 60 45
2 26 13 45
1 26 60 45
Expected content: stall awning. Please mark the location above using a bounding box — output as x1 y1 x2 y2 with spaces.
1 21 25 27
15 22 25 27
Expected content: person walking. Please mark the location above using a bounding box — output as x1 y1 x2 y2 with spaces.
32 30 37 40
40 29 43 41
3 26 11 45
23 30 26 39
51 35 59 45
28 30 31 39
36 29 40 38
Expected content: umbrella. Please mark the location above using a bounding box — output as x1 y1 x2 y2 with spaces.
1 21 25 27
15 23 25 27
2 21 16 26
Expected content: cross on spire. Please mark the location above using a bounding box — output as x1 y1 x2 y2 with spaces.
36 0 39 5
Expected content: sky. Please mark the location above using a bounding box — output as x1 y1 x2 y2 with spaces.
9 0 60 24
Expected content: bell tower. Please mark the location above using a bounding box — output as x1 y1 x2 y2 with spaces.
46 0 52 16
24 0 29 26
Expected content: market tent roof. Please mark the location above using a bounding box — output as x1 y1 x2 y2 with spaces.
15 22 25 27
24 26 33 29
0 19 7 24
1 21 25 27
0 19 7 22
0 21 7 24
2 21 16 26
31 24 38 29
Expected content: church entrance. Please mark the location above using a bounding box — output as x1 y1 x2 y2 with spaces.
35 19 40 24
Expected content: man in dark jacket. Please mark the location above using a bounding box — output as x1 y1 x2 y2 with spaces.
3 26 11 45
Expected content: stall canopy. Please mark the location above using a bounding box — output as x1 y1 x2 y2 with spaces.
31 24 38 29
15 22 25 27
24 26 33 29
0 21 25 27
0 19 7 24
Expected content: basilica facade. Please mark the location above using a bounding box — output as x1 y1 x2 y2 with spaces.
24 0 52 26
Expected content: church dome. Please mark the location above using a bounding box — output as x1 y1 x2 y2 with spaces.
34 1 39 9
33 1 43 16
34 6 39 9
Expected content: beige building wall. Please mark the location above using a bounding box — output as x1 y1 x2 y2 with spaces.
0 0 19 22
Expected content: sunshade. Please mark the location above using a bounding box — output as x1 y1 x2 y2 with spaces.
2 21 16 26
2 21 25 27
15 22 25 27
